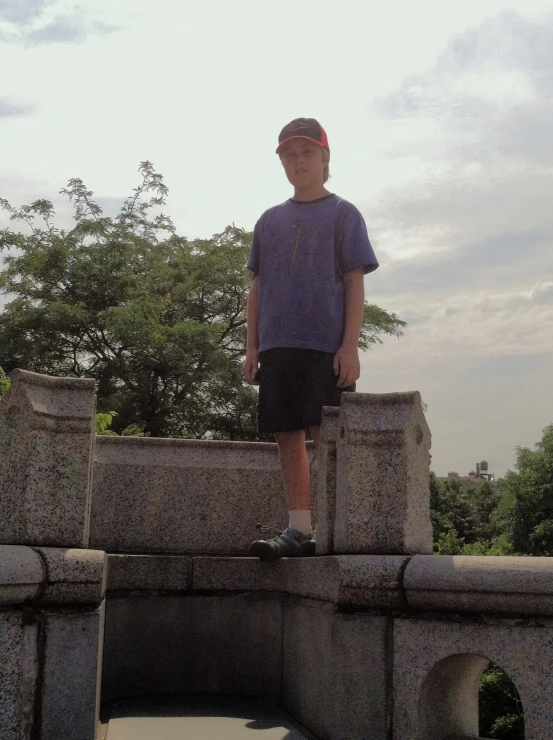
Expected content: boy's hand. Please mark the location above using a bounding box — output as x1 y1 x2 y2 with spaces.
333 343 360 388
244 348 260 385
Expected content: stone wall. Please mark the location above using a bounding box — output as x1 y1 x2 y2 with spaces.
102 552 553 740
2 368 553 740
0 545 105 740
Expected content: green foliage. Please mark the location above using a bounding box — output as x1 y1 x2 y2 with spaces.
0 163 406 442
95 411 119 436
358 304 405 351
95 410 145 437
430 472 514 556
0 366 10 396
479 663 524 739
500 425 553 555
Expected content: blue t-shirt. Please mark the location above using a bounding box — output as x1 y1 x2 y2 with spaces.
247 193 379 354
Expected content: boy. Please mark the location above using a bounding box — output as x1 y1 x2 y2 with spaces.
243 117 378 559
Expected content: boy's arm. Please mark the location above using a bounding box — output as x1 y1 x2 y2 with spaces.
342 268 365 348
243 275 260 385
334 268 365 388
247 275 260 350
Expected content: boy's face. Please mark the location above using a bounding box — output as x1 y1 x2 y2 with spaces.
279 138 327 189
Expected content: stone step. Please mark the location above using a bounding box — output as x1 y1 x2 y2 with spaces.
102 696 316 740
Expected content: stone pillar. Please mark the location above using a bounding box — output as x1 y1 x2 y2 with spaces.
334 392 433 555
0 369 96 547
314 406 340 554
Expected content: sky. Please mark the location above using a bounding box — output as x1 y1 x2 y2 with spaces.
1 0 552 476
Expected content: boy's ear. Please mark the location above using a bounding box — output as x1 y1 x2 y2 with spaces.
322 148 330 166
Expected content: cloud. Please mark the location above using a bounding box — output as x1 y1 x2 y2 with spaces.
0 97 36 117
23 14 120 45
0 0 55 24
374 11 553 167
0 1 123 46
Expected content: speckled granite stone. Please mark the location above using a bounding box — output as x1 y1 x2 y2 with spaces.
40 605 105 740
0 613 38 740
192 555 409 608
106 554 191 592
282 598 388 739
334 392 433 555
33 547 106 604
329 612 388 740
0 369 96 547
0 545 44 604
314 406 340 554
393 615 553 740
90 437 315 555
102 593 283 704
405 554 553 615
282 598 335 740
283 555 409 607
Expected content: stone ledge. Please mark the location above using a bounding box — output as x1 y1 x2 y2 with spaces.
0 545 44 604
33 548 106 604
106 554 192 592
405 555 553 615
0 546 106 606
192 556 410 608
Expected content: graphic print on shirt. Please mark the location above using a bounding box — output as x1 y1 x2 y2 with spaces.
290 219 317 275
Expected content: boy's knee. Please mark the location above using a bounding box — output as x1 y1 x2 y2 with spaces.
273 429 305 445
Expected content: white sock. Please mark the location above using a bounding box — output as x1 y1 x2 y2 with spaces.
288 510 312 535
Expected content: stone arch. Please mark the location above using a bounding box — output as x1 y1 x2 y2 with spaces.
419 653 524 740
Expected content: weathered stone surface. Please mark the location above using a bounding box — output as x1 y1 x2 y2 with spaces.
106 554 191 592
105 696 313 740
393 616 553 740
334 392 433 555
0 369 96 548
405 555 553 615
34 547 106 604
90 437 315 555
192 556 282 593
282 597 335 740
102 593 283 704
40 606 105 740
0 545 44 604
0 613 38 740
282 599 390 740
192 555 409 608
314 407 340 554
330 613 388 740
285 555 409 607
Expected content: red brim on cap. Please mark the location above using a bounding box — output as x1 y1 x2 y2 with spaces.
276 136 330 154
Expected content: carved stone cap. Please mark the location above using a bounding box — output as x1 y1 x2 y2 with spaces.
338 390 431 449
405 555 553 615
2 369 95 432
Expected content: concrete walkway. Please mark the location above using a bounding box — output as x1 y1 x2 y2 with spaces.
102 696 316 740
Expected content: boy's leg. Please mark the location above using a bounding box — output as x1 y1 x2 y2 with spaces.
248 428 315 559
274 429 314 536
274 429 311 511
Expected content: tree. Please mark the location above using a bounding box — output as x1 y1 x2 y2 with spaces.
479 663 524 740
499 425 553 556
429 474 509 556
0 366 10 396
0 163 406 441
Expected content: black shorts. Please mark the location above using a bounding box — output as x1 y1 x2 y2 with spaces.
257 347 356 435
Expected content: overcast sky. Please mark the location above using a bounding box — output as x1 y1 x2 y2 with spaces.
1 0 552 476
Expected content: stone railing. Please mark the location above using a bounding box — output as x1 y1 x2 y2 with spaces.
1 368 553 740
0 545 105 740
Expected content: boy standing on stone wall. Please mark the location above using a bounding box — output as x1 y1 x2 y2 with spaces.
243 118 379 559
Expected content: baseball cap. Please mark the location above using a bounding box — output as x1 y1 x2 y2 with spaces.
276 118 329 154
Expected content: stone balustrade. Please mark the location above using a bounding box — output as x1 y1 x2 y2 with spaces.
0 545 105 740
1 368 553 740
